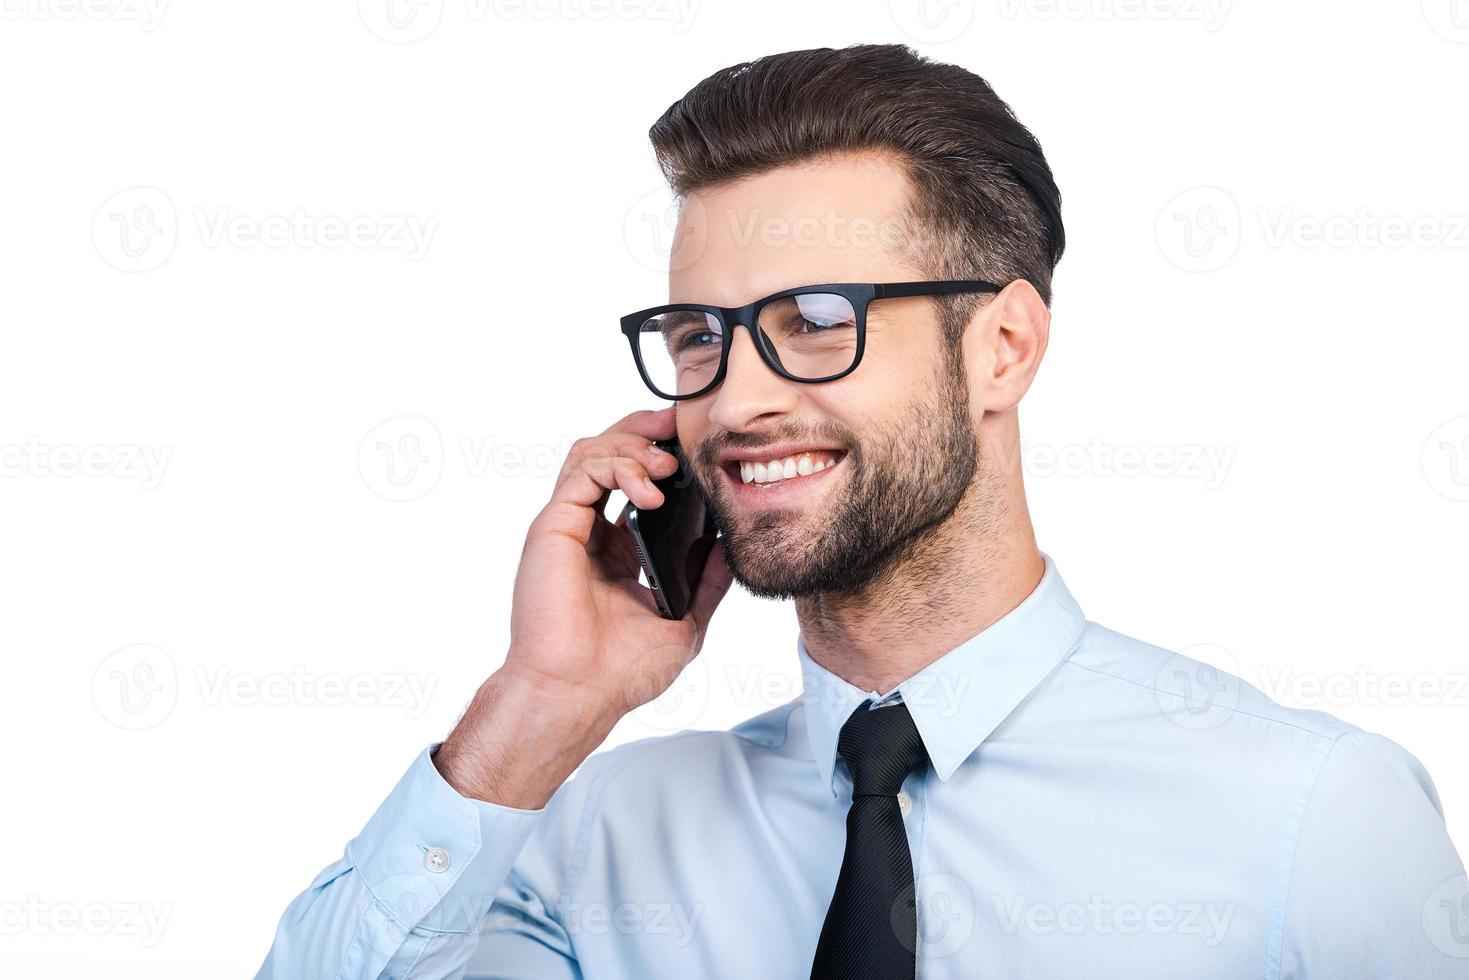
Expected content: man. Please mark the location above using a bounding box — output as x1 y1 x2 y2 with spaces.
256 44 1468 978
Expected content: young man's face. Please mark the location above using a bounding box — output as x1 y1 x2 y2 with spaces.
671 150 988 599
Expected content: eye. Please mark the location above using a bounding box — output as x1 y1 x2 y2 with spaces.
797 315 845 333
675 329 719 351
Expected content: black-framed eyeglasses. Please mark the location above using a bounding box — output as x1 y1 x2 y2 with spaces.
619 280 1005 401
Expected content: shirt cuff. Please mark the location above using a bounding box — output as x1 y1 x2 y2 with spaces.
345 742 545 935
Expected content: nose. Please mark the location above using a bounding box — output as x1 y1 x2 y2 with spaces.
704 322 798 432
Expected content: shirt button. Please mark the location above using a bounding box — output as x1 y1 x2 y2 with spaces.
897 792 913 816
425 847 451 873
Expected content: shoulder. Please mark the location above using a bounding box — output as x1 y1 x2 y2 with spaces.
1056 620 1360 740
543 698 804 823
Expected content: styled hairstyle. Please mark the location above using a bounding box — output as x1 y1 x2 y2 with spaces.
647 43 1065 341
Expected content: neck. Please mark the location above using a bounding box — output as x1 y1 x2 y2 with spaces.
794 442 1042 695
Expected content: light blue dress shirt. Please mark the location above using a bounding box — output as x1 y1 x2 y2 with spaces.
257 554 1469 978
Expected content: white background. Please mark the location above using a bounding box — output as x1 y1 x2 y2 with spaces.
2 0 1467 975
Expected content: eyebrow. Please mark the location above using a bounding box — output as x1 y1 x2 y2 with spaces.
650 310 712 332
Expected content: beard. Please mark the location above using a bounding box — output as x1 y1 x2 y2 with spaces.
696 356 980 600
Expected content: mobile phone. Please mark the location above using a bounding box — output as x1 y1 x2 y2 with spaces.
620 437 718 620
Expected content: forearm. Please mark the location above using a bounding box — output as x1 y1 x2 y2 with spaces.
435 668 619 810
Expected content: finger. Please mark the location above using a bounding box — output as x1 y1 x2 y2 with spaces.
685 536 734 634
561 436 679 490
598 405 677 441
534 454 663 548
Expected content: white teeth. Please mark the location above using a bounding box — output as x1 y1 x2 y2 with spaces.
737 451 842 485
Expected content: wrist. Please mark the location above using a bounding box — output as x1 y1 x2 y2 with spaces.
435 669 617 809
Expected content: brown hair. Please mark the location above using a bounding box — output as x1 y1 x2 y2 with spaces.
648 43 1065 341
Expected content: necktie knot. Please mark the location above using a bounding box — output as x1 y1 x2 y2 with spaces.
836 698 929 798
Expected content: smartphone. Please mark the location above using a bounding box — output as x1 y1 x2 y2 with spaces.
621 437 718 620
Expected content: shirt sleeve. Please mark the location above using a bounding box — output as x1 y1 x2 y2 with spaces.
1280 729 1469 979
253 742 564 980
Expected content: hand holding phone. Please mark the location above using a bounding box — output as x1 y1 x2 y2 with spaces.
620 438 719 620
435 408 733 808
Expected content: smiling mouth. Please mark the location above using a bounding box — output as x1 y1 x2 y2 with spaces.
721 449 847 487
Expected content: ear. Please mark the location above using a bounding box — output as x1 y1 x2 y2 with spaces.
965 278 1051 414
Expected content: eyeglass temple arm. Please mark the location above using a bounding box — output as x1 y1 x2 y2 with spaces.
873 280 1005 300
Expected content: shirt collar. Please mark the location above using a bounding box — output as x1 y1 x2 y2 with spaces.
797 551 1086 796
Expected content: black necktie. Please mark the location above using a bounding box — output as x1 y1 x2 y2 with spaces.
811 698 930 980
